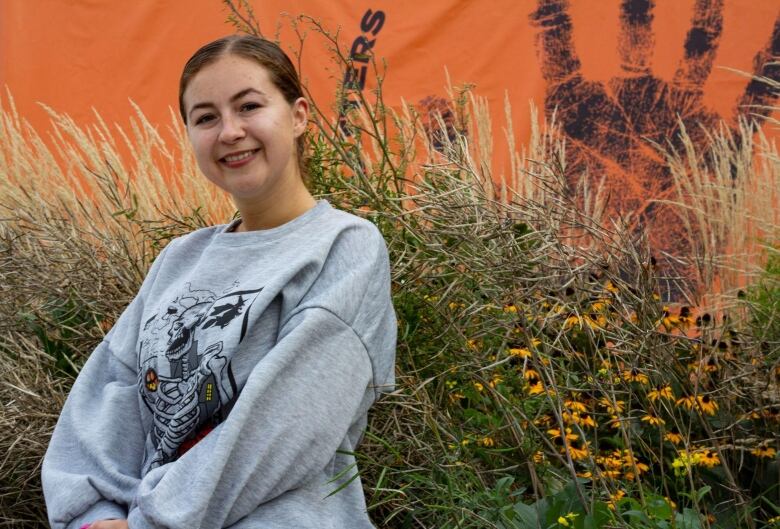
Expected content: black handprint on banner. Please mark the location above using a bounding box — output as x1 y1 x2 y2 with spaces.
530 0 779 284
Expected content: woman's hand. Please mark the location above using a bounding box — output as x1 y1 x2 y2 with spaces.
82 520 129 529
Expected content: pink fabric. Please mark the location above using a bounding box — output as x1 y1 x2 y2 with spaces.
79 524 91 529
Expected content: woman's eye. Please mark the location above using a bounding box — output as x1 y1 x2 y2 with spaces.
194 114 215 125
240 102 261 112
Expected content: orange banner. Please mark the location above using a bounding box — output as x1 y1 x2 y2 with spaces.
2 0 778 272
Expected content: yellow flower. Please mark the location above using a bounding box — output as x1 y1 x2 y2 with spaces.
641 414 665 426
671 458 687 475
503 304 518 313
564 315 582 330
743 411 762 421
607 415 626 430
448 391 465 404
696 449 720 468
509 347 532 359
702 356 718 373
603 454 624 470
532 451 545 463
661 308 681 330
751 446 777 458
678 307 694 329
674 448 720 472
671 452 693 476
478 436 495 447
527 382 545 395
523 369 540 381
534 414 554 426
664 429 683 445
678 394 718 415
466 339 478 350
697 395 718 416
607 489 625 510
585 314 606 330
473 382 484 392
547 428 579 442
622 451 650 479
604 281 620 294
676 395 697 411
550 430 589 460
688 356 718 374
564 399 588 413
622 368 649 385
557 512 578 527
567 441 590 461
648 385 674 402
488 375 504 388
563 411 597 428
598 397 625 414
448 301 464 310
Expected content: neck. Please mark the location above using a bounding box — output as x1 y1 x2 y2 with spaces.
232 176 316 232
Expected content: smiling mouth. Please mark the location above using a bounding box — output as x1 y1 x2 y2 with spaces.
220 148 261 163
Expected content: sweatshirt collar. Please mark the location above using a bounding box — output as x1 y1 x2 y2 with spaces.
214 200 331 246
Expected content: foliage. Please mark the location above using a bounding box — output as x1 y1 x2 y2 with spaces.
746 249 780 349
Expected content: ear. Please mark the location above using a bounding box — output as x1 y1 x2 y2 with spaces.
291 97 309 137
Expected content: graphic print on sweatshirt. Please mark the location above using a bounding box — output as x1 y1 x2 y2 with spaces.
137 281 263 472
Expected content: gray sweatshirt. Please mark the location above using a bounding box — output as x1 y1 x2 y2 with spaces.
42 201 396 529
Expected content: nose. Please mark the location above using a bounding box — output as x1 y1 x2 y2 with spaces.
218 113 245 143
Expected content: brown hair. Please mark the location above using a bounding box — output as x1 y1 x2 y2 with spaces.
179 35 307 175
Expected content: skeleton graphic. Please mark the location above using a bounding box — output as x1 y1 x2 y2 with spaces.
138 283 263 471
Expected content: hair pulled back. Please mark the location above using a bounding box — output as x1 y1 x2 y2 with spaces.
179 35 307 174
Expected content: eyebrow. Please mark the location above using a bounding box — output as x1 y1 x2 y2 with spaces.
188 88 266 118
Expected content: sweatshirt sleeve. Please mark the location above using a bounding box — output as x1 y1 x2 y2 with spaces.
42 245 172 529
126 306 374 529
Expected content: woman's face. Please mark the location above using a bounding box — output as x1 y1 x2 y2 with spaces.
182 54 307 205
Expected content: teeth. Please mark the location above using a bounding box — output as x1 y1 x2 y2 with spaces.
224 150 257 163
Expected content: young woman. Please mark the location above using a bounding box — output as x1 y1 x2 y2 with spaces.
42 35 396 529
